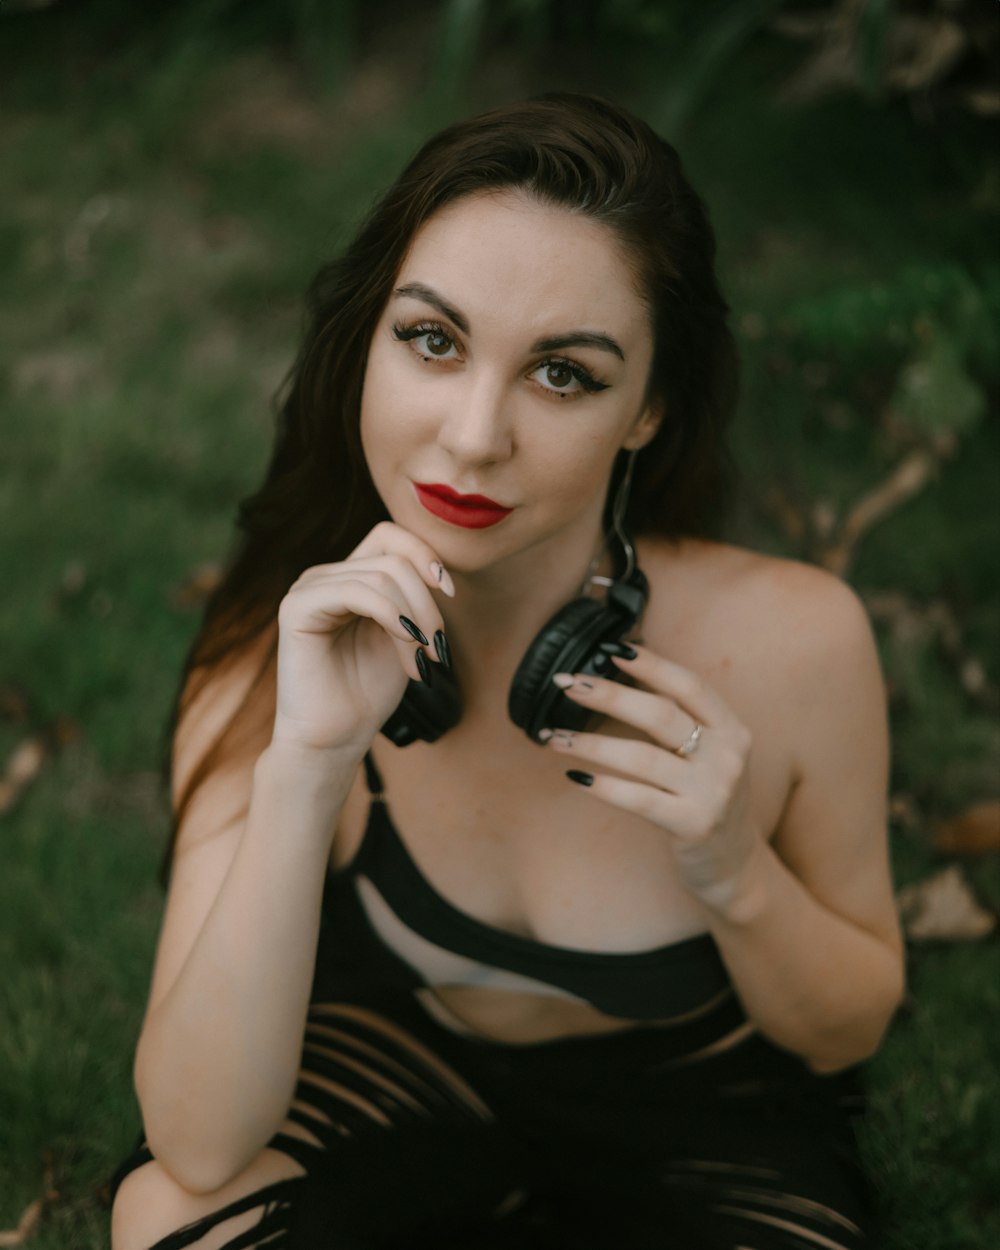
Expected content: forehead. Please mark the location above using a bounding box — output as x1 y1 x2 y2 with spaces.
396 190 650 342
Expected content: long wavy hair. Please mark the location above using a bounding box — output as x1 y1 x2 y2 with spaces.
156 92 740 887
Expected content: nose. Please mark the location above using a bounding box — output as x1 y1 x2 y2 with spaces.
436 370 513 465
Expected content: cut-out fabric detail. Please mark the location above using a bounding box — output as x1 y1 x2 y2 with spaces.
106 749 880 1246
329 750 736 1026
108 989 877 1248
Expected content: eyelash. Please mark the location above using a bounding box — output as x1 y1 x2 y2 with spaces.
390 320 609 398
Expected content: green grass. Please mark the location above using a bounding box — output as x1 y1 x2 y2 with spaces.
1 7 998 1246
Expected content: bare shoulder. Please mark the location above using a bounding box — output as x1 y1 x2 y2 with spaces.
640 541 899 973
730 546 880 692
640 536 886 796
645 536 878 674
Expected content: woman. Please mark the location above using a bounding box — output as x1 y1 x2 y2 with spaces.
108 93 905 1249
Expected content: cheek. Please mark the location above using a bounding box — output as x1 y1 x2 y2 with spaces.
533 441 616 511
360 345 407 444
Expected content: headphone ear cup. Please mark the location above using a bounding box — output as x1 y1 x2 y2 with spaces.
380 560 648 747
379 666 462 747
508 597 615 742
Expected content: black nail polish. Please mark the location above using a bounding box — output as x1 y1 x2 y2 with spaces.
592 652 612 674
566 770 594 787
433 629 452 671
400 615 429 645
415 646 434 687
598 640 637 660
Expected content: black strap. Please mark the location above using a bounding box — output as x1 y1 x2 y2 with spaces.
362 750 385 799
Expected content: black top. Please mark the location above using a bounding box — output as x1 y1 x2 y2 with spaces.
315 749 734 1025
107 749 877 1247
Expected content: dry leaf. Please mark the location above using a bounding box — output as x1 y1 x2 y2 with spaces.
897 864 997 941
4 736 47 785
933 802 1000 856
0 736 49 816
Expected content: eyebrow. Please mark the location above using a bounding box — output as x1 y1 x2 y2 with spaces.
531 331 625 361
392 283 626 362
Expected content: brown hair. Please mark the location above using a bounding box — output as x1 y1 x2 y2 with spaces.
157 91 740 886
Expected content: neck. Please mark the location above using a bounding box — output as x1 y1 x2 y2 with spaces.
436 527 622 719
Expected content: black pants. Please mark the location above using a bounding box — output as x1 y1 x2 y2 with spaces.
107 989 879 1249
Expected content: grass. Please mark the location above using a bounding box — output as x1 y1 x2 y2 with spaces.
1 6 998 1246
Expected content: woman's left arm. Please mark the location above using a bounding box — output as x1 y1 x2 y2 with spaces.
548 567 906 1075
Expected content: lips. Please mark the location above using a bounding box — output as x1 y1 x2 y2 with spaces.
414 482 513 529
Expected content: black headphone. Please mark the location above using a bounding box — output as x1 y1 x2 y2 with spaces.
379 452 648 747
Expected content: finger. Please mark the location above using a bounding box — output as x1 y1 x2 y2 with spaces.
551 671 702 753
295 556 451 669
543 729 690 793
282 577 426 682
347 520 456 597
325 555 451 665
559 767 700 836
603 644 736 730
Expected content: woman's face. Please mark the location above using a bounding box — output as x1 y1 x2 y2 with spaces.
360 189 661 575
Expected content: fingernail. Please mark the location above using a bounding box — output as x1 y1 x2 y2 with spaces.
433 629 452 671
537 728 554 742
415 646 434 687
554 673 596 692
430 561 456 598
400 615 429 645
598 641 637 660
566 770 593 787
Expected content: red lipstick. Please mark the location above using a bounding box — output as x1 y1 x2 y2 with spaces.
414 482 513 529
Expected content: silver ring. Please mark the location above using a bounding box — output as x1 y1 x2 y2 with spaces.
676 722 703 757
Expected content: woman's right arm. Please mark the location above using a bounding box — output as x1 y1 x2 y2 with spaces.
133 524 454 1194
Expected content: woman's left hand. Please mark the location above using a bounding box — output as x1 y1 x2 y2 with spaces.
544 642 767 915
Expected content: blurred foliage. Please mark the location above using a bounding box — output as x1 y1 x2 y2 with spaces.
5 0 999 118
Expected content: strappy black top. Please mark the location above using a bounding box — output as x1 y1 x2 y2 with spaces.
314 749 734 1028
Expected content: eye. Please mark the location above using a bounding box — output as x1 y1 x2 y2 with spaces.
392 321 460 362
530 358 609 400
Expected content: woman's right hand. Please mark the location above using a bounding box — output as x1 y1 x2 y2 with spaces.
271 521 455 755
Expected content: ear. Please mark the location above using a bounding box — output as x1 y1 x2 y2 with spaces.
622 397 665 452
